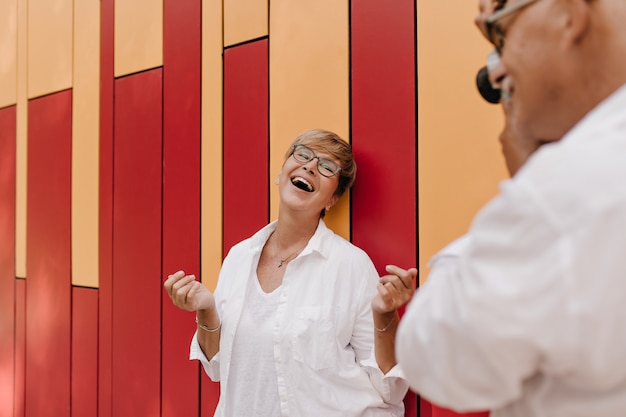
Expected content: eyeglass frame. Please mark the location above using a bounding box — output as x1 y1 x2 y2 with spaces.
486 0 540 53
290 144 342 177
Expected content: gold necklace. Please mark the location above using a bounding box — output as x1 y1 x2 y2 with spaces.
274 231 308 268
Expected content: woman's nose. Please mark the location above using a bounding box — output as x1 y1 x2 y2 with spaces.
303 158 318 173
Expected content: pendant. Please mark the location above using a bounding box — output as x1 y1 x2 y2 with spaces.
278 259 285 268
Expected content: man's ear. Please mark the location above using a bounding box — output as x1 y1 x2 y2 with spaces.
563 0 591 47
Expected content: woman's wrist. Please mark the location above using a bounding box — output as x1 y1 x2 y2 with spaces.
195 308 219 330
373 310 398 333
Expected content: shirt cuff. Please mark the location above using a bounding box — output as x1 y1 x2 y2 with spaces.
189 330 221 381
361 351 410 405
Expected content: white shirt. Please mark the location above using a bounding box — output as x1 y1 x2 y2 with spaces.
397 83 626 417
191 219 408 417
226 275 282 416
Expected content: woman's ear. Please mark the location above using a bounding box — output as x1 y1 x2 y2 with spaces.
274 177 279 185
326 195 339 211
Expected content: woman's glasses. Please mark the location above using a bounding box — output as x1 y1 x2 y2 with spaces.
291 144 342 177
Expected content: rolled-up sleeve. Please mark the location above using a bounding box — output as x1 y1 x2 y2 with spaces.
189 331 221 381
361 351 409 405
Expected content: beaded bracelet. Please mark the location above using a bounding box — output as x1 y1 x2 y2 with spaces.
195 316 221 333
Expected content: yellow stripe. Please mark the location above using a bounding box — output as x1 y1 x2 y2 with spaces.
72 0 100 288
15 0 26 278
201 0 224 292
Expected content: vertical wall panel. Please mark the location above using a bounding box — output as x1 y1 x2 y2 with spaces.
112 69 163 417
14 279 25 417
0 105 16 417
162 0 201 416
351 0 417 270
417 0 505 280
224 0 268 47
351 1 417 416
27 0 73 98
269 0 350 238
72 0 100 288
0 0 17 107
200 2 224 411
114 0 163 76
223 39 269 254
71 287 98 417
98 0 114 415
25 90 72 417
15 0 27 279
200 0 224 294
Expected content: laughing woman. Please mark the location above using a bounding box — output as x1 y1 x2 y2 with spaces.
164 129 416 417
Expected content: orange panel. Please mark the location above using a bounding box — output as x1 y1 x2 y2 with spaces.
27 0 73 98
269 0 350 238
224 0 268 47
200 0 223 293
0 0 17 107
72 0 100 288
200 2 223 412
114 0 163 76
417 0 506 282
15 0 27 278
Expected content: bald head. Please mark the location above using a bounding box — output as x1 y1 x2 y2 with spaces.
478 0 626 142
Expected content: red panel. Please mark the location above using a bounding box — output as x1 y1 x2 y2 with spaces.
201 380 221 417
26 90 72 417
71 287 98 417
112 69 163 417
15 279 25 417
99 0 114 416
0 105 16 417
350 2 418 416
223 39 269 255
0 106 16 416
162 1 203 416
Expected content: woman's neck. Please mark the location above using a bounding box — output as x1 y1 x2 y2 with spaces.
273 213 319 247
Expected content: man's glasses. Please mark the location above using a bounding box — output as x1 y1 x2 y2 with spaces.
486 0 540 53
291 144 342 177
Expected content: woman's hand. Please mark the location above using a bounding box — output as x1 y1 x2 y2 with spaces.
372 265 417 314
164 270 215 312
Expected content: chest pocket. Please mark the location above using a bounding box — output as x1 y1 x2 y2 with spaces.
290 306 340 370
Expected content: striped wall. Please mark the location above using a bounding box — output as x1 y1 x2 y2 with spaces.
0 0 506 416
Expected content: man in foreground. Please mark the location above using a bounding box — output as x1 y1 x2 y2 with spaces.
396 1 626 415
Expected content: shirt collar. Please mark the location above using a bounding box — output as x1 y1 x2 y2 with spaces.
249 218 334 260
